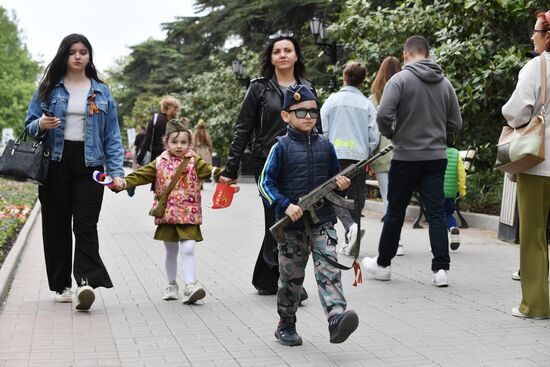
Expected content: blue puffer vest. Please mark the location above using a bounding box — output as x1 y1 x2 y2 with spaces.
276 127 337 230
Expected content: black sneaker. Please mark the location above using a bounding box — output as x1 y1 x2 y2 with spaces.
274 322 302 346
299 287 308 305
328 310 359 343
450 227 460 250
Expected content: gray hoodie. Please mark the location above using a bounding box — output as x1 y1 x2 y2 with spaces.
377 59 462 161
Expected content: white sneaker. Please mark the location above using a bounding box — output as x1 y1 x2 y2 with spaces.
396 241 404 256
512 306 549 319
182 281 206 304
512 271 521 281
361 257 391 281
432 270 448 287
450 227 460 250
54 287 72 303
163 283 179 300
346 224 358 249
75 284 95 311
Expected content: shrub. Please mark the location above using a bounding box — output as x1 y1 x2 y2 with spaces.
0 179 37 266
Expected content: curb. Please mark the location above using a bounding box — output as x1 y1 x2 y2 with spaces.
0 200 41 307
364 199 499 233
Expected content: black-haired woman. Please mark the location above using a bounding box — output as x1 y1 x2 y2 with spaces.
221 33 320 296
25 34 125 311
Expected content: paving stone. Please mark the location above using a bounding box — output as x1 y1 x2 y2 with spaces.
1 182 550 366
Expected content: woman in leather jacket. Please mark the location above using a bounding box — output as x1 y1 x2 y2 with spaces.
221 33 321 295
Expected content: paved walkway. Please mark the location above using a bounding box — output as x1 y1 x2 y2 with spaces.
0 182 549 366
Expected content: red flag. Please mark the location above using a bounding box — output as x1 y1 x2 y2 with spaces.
210 182 236 209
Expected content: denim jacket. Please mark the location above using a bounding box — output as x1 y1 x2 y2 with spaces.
25 78 125 178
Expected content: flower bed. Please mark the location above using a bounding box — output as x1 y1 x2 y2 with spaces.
0 179 37 267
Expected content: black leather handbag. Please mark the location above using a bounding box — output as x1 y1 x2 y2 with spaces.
0 128 50 185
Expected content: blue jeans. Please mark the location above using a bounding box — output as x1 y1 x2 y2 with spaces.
444 198 458 229
377 159 450 271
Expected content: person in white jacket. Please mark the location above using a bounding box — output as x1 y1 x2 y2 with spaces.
501 10 550 320
321 61 379 256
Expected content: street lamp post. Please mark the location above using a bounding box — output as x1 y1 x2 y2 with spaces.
231 60 249 88
309 16 341 92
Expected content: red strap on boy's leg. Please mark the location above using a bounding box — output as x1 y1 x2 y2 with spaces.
352 259 363 287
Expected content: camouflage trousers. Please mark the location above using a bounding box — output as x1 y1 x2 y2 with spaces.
277 224 346 323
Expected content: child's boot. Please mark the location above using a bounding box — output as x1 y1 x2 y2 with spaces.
163 281 179 300
274 320 302 346
182 281 206 304
328 310 359 343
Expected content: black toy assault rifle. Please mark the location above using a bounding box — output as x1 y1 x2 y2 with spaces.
269 145 393 248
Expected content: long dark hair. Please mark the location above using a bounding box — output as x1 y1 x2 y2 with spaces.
371 56 401 104
38 34 104 100
259 35 306 80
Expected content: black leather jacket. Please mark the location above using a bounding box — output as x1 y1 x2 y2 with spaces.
223 75 321 179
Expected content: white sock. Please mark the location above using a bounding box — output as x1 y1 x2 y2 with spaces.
164 241 179 283
179 240 196 285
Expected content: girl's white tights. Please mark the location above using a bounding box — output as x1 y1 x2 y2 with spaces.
163 240 196 285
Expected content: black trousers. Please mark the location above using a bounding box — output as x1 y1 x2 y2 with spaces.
38 141 113 292
252 157 279 293
378 159 450 271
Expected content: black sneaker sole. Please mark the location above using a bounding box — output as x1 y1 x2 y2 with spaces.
450 242 460 251
274 331 303 346
330 311 359 344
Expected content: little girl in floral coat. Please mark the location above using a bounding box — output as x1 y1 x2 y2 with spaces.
122 119 227 304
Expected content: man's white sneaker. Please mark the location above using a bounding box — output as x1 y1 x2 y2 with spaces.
75 285 95 311
361 257 391 281
512 271 521 281
54 287 72 303
432 270 448 287
163 283 179 300
346 224 358 249
396 241 404 256
450 227 460 250
182 281 206 304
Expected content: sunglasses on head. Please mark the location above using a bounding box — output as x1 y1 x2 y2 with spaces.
287 108 319 119
269 31 294 40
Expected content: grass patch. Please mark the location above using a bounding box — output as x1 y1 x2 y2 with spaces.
0 178 37 267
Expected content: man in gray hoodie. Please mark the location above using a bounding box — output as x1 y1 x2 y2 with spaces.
362 35 462 287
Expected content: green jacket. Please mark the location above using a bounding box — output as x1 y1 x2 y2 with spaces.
444 147 467 198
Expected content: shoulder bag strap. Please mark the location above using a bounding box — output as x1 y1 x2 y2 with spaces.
540 54 547 115
158 155 191 200
149 155 192 217
148 113 158 153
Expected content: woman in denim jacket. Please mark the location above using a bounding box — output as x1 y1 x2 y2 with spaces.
25 34 125 311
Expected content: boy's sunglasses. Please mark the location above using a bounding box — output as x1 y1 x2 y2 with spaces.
288 108 319 119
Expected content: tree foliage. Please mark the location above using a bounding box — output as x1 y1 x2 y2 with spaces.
178 48 258 157
0 7 41 131
108 0 344 123
331 0 547 213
